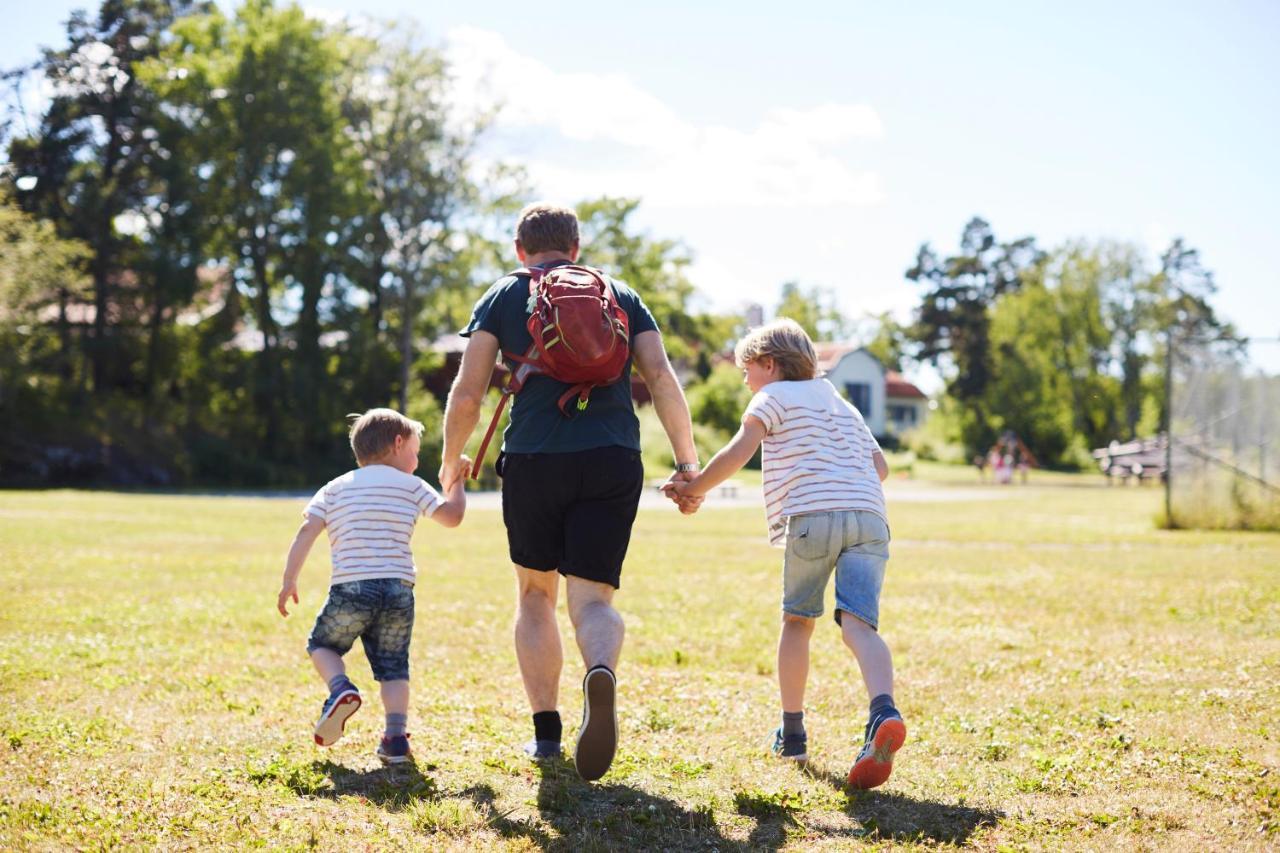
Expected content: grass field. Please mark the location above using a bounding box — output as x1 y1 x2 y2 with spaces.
1 477 1278 850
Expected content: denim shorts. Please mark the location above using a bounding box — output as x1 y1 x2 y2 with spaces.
782 510 890 629
307 578 415 682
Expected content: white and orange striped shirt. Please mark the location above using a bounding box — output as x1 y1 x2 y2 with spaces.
744 378 887 546
304 465 442 585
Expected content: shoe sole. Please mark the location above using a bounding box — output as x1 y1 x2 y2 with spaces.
377 751 412 766
574 668 617 782
847 718 906 790
313 691 361 747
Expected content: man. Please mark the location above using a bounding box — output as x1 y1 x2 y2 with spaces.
439 203 702 781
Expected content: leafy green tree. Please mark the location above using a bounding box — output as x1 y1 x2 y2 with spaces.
907 217 1043 453
5 0 212 392
146 0 367 466
335 22 488 411
0 192 91 409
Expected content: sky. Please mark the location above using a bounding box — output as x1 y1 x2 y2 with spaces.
6 1 1280 381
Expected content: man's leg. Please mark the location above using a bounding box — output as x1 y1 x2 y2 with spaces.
514 565 563 714
566 575 623 781
566 576 624 672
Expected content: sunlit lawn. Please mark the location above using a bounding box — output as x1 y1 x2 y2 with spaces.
1 476 1277 850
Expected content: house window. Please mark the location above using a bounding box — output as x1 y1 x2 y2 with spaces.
844 382 871 416
888 404 917 425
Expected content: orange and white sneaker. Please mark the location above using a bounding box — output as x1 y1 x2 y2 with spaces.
847 713 906 790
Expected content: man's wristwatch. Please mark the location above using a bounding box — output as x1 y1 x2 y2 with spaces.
675 462 700 473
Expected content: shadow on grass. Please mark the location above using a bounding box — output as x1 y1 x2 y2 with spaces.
298 755 1000 849
805 762 1004 846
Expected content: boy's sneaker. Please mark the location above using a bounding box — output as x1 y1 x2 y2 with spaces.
847 711 906 790
376 733 412 765
574 666 617 782
523 739 563 761
313 687 361 747
770 727 809 764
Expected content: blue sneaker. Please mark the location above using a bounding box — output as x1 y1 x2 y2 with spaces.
523 739 563 761
313 687 361 747
376 733 412 765
770 727 809 764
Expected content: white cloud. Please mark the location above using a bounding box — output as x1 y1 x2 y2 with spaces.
445 26 885 208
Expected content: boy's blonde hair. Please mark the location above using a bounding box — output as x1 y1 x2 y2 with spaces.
734 318 819 381
515 203 579 254
348 408 424 466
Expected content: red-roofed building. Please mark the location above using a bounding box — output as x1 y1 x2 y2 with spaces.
816 343 929 439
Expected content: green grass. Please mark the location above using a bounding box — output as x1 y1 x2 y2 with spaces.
1 481 1278 850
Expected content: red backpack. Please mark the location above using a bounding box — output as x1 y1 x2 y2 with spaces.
471 264 631 478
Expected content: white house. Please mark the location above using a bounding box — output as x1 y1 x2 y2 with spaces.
816 343 928 439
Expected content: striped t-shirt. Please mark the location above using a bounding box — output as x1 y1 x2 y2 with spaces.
304 465 442 585
744 378 887 547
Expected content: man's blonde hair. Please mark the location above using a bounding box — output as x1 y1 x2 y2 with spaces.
348 408 423 466
734 319 819 381
515 203 579 255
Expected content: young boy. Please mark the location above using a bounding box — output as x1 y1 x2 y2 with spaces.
667 320 905 789
277 408 469 764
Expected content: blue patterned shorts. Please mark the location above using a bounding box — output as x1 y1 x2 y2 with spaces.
307 578 415 682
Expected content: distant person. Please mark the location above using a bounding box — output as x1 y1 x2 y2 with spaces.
277 409 469 764
439 203 701 781
666 319 906 790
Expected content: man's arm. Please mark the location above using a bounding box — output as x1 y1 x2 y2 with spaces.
631 330 699 469
441 332 500 490
278 514 325 617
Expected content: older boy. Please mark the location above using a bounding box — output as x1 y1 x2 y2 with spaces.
667 320 905 789
277 408 469 764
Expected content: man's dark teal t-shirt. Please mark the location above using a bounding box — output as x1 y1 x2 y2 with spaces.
461 261 659 454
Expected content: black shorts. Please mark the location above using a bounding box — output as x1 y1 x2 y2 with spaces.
498 446 644 589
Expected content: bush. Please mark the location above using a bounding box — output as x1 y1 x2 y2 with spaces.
637 403 731 480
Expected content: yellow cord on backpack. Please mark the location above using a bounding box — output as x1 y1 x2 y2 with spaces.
577 397 588 411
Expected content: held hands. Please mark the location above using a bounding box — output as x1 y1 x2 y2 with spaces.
439 454 472 492
277 579 298 617
660 469 704 515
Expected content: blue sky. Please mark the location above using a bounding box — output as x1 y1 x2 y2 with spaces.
7 1 1280 377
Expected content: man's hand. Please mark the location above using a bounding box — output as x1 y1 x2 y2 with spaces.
439 456 467 492
277 580 299 617
660 469 704 515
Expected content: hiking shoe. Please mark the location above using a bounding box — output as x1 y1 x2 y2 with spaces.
523 739 563 761
574 666 617 782
376 733 412 765
313 687 361 747
847 712 906 790
770 726 809 764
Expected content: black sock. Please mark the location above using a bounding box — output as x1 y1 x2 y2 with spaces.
533 711 562 744
869 693 896 721
782 710 805 738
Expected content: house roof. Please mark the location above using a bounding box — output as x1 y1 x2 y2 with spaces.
814 341 861 372
885 371 926 400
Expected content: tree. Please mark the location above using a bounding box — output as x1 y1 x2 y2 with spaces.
0 191 91 402
907 217 1043 453
146 0 367 465
5 0 212 393
575 197 733 364
335 22 487 412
